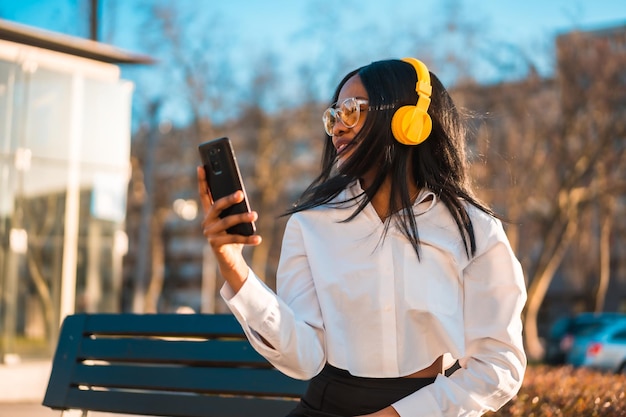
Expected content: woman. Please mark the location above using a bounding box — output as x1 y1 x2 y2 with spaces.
198 58 527 417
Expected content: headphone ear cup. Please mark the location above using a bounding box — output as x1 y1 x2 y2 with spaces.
418 111 432 144
391 105 432 145
391 105 415 145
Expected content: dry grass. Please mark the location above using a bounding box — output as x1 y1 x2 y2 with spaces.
487 365 626 416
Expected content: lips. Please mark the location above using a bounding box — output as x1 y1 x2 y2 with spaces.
334 138 354 155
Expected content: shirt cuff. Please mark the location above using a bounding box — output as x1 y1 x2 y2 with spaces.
220 268 280 338
392 375 443 417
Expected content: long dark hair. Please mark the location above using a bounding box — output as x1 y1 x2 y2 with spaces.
284 59 494 258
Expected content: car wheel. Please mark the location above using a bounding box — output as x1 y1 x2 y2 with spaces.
618 362 626 375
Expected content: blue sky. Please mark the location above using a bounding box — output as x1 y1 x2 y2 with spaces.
1 0 626 125
3 0 624 49
3 0 625 68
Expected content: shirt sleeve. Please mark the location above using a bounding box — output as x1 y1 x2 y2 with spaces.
392 221 527 417
220 215 326 380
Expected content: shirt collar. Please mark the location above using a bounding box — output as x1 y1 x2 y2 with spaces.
344 180 437 215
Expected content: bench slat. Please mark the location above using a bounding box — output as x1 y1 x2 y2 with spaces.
78 338 269 365
63 387 299 417
82 313 244 337
43 313 309 417
72 363 308 397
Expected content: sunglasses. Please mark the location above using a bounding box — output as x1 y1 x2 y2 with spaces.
322 97 369 136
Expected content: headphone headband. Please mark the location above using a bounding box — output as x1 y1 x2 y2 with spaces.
402 58 432 114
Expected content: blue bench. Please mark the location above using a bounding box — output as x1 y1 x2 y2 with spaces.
42 313 307 417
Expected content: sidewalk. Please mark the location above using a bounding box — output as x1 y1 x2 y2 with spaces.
0 360 151 416
0 402 139 416
0 360 51 403
0 402 59 417
0 359 55 417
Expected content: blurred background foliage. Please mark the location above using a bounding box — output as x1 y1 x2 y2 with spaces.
116 1 626 363
2 0 625 364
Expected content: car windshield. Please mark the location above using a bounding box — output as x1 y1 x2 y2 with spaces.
575 322 610 338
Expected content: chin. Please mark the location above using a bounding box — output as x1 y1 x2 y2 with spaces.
335 150 355 168
335 156 348 170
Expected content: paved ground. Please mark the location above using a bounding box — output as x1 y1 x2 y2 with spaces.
0 402 139 417
0 360 157 417
0 360 129 416
0 360 51 404
0 402 64 417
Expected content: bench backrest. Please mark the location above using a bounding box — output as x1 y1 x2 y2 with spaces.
43 313 308 417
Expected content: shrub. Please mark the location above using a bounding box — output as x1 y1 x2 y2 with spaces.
487 365 626 416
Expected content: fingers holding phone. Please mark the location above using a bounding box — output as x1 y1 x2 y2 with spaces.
197 167 261 247
197 137 261 248
197 137 261 293
198 137 257 236
197 164 214 211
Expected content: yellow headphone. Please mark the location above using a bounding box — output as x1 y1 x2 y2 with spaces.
391 58 433 145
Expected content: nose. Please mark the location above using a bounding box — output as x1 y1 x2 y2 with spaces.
332 117 349 136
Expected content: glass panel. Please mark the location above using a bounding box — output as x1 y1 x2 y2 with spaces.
0 61 17 217
0 55 133 361
1 64 74 360
81 78 132 171
73 77 132 314
13 164 69 358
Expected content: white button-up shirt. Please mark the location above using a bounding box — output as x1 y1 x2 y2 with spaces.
222 181 527 416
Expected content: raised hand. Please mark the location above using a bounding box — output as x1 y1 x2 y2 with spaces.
197 166 261 293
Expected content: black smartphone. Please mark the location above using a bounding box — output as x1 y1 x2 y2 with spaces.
198 137 256 236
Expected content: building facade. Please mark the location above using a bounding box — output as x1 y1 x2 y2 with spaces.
0 19 150 362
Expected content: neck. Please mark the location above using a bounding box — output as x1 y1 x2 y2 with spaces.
360 175 420 221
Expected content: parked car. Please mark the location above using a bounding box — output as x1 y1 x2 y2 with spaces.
544 312 626 365
566 317 626 373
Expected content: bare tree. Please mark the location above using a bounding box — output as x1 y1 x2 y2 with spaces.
123 1 239 312
122 2 626 343
455 27 626 360
225 52 323 289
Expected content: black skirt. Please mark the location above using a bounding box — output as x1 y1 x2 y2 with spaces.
285 364 436 417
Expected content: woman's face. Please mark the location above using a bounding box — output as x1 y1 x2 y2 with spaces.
330 75 369 166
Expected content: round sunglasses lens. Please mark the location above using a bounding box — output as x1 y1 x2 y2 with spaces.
340 98 360 128
323 108 335 135
322 98 365 135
